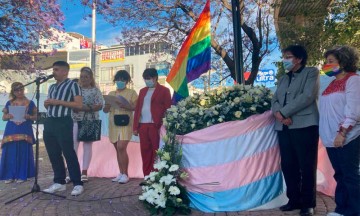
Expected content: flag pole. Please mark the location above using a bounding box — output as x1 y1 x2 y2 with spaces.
231 0 244 84
91 0 97 76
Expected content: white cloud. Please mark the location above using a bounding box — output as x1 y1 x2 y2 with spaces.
71 19 91 30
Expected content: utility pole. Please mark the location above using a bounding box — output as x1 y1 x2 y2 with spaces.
231 0 244 84
91 0 97 76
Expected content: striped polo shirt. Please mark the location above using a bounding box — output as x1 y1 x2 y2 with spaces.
47 78 81 117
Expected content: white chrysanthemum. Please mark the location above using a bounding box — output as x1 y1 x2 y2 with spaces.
169 164 179 172
250 106 256 111
263 102 268 106
191 123 195 129
168 186 181 195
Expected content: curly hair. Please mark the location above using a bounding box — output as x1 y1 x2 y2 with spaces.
324 46 359 72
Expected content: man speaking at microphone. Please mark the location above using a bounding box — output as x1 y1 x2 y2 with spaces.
43 61 84 196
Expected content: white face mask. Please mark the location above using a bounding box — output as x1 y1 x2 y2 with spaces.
282 59 294 72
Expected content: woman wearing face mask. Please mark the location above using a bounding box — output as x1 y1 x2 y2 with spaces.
103 70 138 184
319 46 360 216
133 68 172 177
271 45 320 216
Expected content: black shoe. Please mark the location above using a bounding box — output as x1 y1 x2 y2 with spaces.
279 203 301 211
300 208 314 216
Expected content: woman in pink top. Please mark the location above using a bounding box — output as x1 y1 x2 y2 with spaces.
319 46 360 216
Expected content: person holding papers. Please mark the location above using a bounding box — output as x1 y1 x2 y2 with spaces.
0 82 36 184
103 70 138 184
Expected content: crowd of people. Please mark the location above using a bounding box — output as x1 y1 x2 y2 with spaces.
0 62 171 197
0 45 358 216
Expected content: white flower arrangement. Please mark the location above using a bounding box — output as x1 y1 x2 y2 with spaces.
164 84 273 135
140 84 272 215
139 131 191 216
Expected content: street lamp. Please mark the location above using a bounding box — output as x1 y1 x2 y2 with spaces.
91 0 97 76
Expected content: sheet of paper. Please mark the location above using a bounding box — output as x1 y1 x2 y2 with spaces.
8 106 26 122
103 95 131 109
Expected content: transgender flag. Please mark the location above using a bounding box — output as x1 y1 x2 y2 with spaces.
160 111 284 212
166 0 211 102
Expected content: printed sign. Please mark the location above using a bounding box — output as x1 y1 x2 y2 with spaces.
101 49 125 63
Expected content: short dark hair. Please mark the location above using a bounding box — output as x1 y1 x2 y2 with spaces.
324 46 359 72
53 61 70 70
143 68 158 79
113 70 131 83
282 45 308 66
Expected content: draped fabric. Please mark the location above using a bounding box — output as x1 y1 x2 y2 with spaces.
80 111 335 212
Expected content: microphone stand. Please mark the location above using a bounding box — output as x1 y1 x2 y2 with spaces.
5 75 66 205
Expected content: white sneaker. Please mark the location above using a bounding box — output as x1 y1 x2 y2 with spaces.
327 212 344 216
71 185 84 196
112 174 123 182
118 174 129 184
43 183 66 193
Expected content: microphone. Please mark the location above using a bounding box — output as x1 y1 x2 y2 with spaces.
36 74 54 82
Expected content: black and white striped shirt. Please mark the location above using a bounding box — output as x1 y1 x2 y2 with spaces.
47 79 81 117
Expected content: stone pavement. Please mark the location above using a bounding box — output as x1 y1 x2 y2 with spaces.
0 146 336 216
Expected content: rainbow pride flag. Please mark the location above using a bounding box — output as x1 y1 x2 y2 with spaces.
166 0 211 102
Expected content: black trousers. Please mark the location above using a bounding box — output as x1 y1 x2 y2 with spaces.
278 125 319 208
43 116 82 186
327 135 360 216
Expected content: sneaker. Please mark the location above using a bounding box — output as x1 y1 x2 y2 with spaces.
43 183 66 193
81 175 88 182
118 174 129 184
327 212 344 216
4 179 14 184
112 174 123 182
71 185 84 196
16 179 26 183
65 176 71 184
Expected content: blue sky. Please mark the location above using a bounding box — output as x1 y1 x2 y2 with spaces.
61 0 121 45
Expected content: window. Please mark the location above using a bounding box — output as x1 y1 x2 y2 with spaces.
100 67 111 82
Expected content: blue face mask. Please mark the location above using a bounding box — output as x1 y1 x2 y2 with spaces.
282 59 294 72
116 81 126 89
145 79 155 88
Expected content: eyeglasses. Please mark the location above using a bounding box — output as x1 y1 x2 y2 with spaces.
13 88 24 92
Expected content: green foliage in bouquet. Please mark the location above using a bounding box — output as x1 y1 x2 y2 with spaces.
163 84 273 135
139 131 191 216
